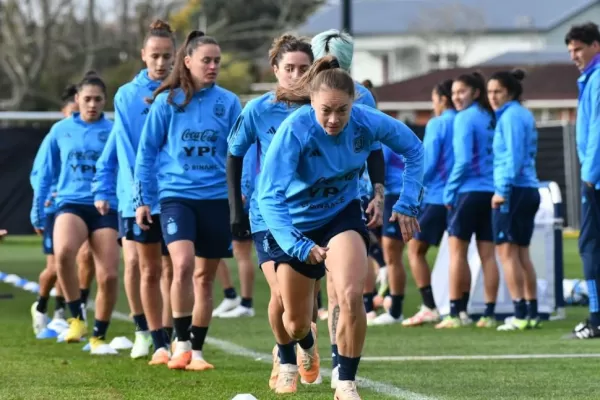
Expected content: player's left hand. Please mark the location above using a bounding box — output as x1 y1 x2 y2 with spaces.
94 200 110 216
389 212 420 242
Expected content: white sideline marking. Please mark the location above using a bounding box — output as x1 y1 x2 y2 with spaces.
323 354 600 362
100 307 437 400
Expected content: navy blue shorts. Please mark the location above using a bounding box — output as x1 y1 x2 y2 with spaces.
122 215 170 256
413 204 447 246
160 197 233 259
447 191 494 242
43 212 56 255
263 200 370 280
56 203 118 235
382 194 402 240
252 230 272 267
493 187 540 246
118 212 127 239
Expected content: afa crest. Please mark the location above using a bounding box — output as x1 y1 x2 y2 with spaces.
98 131 109 142
353 136 365 153
214 103 226 118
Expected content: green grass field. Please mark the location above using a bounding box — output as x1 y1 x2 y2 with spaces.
1 236 600 400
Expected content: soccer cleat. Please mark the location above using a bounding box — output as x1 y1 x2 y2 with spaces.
218 305 255 318
528 317 542 329
435 316 461 329
167 340 192 369
368 312 403 326
365 311 377 325
459 311 473 325
89 337 118 355
212 296 241 317
186 358 214 371
275 364 298 394
565 319 600 339
476 316 496 328
331 366 339 389
64 318 87 343
497 318 528 331
334 380 362 400
297 323 320 384
47 316 69 334
148 348 171 365
31 302 48 336
269 345 280 390
402 306 440 326
130 331 153 359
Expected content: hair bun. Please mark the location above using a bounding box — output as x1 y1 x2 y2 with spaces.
84 70 98 78
511 68 526 81
188 30 205 40
149 19 172 33
329 58 340 68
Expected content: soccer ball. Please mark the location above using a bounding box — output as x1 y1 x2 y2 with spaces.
563 279 589 306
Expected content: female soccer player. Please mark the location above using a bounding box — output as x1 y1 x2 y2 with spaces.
437 72 499 329
227 33 314 392
309 29 384 389
31 72 120 355
109 19 177 363
403 80 456 327
258 56 423 399
487 69 541 331
30 84 78 338
135 30 241 371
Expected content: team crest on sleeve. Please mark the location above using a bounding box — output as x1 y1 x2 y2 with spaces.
213 101 226 118
353 135 365 153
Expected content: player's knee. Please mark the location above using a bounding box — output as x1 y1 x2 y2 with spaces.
193 267 214 291
285 317 311 340
141 261 161 285
97 267 118 289
338 285 363 316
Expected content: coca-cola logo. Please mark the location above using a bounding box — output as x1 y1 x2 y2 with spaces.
180 129 219 142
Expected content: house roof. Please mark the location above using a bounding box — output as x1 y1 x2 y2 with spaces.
298 0 597 36
478 50 572 66
374 63 580 103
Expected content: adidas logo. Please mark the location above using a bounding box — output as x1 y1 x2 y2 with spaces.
267 126 276 135
309 148 322 157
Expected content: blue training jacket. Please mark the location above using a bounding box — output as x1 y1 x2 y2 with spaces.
576 54 600 188
493 100 539 199
443 103 495 206
257 104 424 262
30 113 115 228
134 85 242 206
422 109 456 205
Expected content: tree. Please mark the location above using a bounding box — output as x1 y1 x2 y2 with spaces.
411 2 486 69
0 0 72 110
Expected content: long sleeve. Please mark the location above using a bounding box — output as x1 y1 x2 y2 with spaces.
374 113 424 216
31 132 60 228
92 129 118 202
494 116 525 199
422 118 442 185
242 143 258 199
444 114 473 206
133 99 168 209
113 92 137 196
582 77 600 185
258 126 315 262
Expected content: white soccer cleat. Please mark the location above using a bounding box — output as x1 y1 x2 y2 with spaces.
30 302 48 336
331 365 339 389
212 296 241 317
130 331 153 359
90 340 119 355
459 311 473 325
218 305 255 318
402 306 440 327
368 312 403 326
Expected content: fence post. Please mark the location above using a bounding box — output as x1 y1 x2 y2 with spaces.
562 122 580 229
